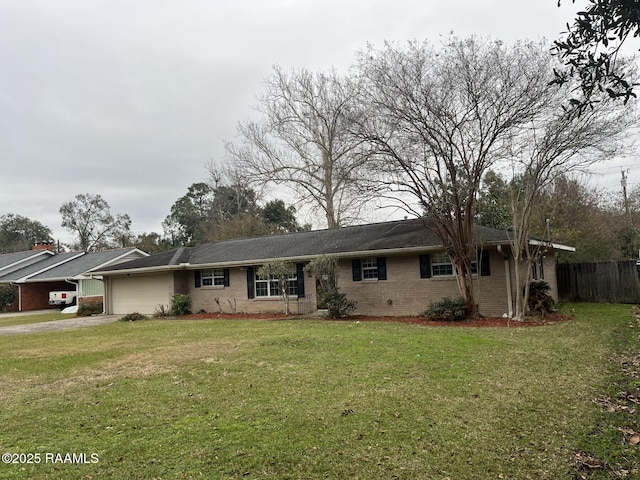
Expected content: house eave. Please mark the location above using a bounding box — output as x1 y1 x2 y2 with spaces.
528 239 576 252
96 241 520 275
93 264 187 277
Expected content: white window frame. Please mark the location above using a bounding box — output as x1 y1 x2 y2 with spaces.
431 253 454 277
255 271 298 297
201 268 226 286
361 258 379 280
431 253 478 277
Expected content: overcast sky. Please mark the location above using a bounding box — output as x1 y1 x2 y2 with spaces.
1 0 636 245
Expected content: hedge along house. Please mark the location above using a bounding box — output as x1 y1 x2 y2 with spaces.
0 247 148 311
94 218 574 318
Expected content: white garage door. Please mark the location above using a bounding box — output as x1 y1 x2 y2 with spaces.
111 273 173 315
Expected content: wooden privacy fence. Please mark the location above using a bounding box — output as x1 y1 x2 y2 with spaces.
556 261 640 304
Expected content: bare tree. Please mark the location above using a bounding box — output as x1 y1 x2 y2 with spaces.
60 193 131 252
505 79 637 320
257 259 295 315
355 37 555 317
224 66 373 228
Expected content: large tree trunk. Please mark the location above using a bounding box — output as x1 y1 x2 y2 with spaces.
512 256 531 322
451 256 478 317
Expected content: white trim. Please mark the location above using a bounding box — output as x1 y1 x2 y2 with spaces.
13 252 86 283
85 248 150 274
528 239 575 252
0 250 54 275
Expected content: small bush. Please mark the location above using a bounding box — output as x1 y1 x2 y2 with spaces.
170 294 192 316
528 280 555 316
153 304 170 318
120 312 147 322
322 288 357 318
76 302 103 317
423 296 468 321
0 284 16 312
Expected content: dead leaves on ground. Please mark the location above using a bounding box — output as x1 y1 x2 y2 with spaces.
574 306 640 478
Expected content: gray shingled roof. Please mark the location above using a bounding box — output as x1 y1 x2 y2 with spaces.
27 248 145 281
97 218 514 273
0 248 146 283
0 251 85 282
0 250 52 273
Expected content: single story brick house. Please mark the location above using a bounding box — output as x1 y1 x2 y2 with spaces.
0 245 148 311
93 218 574 318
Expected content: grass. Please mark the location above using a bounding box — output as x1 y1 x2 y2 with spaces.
0 312 74 328
0 303 636 479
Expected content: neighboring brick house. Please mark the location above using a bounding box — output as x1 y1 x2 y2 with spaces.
0 247 57 311
0 247 148 311
94 218 574 318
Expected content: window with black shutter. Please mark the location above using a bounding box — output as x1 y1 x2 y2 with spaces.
352 259 362 281
246 266 255 299
419 254 432 278
479 250 491 277
296 263 305 297
352 257 387 281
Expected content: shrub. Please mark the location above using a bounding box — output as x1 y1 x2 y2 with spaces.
423 296 468 321
528 280 555 316
170 294 192 316
0 284 16 312
153 304 170 318
322 288 357 318
305 255 338 308
120 312 147 322
76 302 103 317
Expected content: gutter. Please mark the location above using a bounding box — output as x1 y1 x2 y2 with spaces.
528 239 575 252
93 242 516 276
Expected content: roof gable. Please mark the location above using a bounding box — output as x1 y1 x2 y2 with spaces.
26 248 148 282
0 251 85 283
0 250 54 276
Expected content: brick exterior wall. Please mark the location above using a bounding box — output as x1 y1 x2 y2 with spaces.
337 250 512 317
189 267 318 315
78 296 103 306
154 249 559 318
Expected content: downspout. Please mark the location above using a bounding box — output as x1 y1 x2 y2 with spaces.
497 245 513 318
88 274 107 314
65 279 79 307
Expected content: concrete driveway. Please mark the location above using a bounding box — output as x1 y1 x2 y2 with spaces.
0 311 120 336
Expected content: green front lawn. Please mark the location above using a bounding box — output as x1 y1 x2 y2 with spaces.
0 312 74 328
0 304 636 479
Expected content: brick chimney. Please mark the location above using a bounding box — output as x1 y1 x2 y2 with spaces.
33 241 54 251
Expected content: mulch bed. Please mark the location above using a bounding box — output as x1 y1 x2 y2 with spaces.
180 312 572 327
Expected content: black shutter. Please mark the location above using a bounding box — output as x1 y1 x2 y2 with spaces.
247 266 255 299
223 268 230 287
377 257 387 280
195 270 201 288
296 263 305 296
419 254 432 278
352 259 362 281
480 250 491 276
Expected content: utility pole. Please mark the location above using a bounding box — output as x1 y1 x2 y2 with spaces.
621 169 631 226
